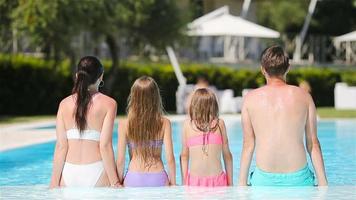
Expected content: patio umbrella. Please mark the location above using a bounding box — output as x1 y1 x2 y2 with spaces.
187 12 280 62
334 31 356 43
187 13 280 38
334 31 356 64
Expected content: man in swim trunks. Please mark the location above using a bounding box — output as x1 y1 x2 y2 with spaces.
238 46 328 186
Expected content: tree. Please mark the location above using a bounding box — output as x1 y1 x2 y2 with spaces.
256 0 308 34
310 0 356 35
5 0 184 92
11 0 87 65
0 0 19 53
85 0 185 92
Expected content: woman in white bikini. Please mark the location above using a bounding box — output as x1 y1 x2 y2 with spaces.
49 56 120 188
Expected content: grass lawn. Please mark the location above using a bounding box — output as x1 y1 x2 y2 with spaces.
1 108 355 125
317 107 356 118
0 115 128 125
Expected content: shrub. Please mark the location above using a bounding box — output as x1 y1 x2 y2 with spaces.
1 54 355 115
0 55 72 115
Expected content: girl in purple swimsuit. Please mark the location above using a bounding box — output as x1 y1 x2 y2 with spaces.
116 76 176 187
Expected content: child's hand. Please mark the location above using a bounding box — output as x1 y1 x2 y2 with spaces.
49 185 58 189
238 182 249 186
110 180 122 188
169 182 177 186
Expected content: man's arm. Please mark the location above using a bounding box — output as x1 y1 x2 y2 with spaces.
238 96 255 186
305 94 328 186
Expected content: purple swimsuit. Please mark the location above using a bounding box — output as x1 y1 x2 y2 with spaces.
124 171 168 187
124 139 169 187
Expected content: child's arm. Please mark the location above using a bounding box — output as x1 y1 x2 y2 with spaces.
180 120 190 185
220 119 233 186
117 119 127 185
238 97 255 186
305 94 328 186
163 118 176 185
49 101 68 189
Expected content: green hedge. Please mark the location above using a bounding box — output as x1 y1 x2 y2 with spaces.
0 55 72 115
1 55 356 115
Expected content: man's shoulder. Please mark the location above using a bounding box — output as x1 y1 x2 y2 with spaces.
286 84 310 96
244 87 264 98
242 87 264 108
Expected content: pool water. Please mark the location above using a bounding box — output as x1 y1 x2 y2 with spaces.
0 185 355 199
0 119 356 199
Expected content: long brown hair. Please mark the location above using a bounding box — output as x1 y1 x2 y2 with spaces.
72 56 103 132
189 88 220 154
127 76 164 165
189 88 219 132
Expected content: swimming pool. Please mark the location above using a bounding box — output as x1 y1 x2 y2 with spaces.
0 119 355 198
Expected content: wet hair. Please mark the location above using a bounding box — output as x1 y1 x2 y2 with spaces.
189 88 219 132
72 56 104 132
127 76 164 167
261 45 290 77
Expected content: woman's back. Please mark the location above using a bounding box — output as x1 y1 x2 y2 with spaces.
60 93 115 164
50 56 119 188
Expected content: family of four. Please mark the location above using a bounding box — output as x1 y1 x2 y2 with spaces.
49 46 327 188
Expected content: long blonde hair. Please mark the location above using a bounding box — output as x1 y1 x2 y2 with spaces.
127 76 164 165
189 88 219 132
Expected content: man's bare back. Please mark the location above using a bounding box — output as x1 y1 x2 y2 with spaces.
244 82 311 172
238 45 327 186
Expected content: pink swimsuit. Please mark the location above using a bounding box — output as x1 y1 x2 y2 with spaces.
185 132 228 187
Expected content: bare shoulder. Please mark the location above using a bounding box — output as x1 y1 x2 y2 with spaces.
242 87 262 107
161 117 172 128
288 85 313 100
58 95 74 108
218 118 226 128
244 87 265 98
96 93 117 107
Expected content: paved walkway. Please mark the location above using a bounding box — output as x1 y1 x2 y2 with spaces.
0 119 56 151
0 114 241 152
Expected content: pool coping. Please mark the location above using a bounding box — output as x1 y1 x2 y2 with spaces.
1 114 355 152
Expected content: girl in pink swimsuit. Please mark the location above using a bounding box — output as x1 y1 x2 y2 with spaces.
180 88 233 187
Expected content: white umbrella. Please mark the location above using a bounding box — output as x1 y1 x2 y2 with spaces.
334 31 356 64
334 31 356 43
188 13 280 38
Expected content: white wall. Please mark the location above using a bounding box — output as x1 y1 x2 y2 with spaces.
334 82 356 109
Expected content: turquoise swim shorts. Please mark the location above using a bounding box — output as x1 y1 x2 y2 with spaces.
249 165 315 186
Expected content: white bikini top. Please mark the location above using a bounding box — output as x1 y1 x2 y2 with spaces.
66 129 101 142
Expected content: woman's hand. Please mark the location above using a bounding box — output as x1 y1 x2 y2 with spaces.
49 183 59 189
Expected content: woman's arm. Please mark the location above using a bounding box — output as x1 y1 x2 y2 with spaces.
99 100 120 187
305 94 328 186
238 97 255 186
180 120 189 185
163 118 176 185
220 119 233 186
49 101 68 189
117 119 127 184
